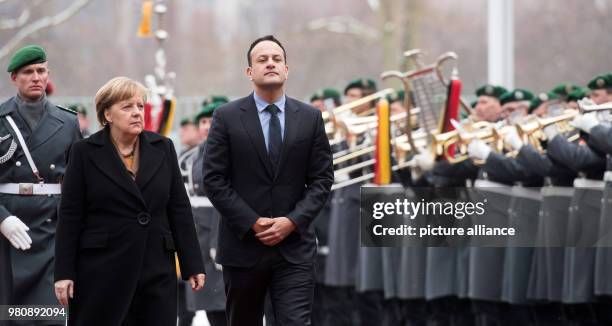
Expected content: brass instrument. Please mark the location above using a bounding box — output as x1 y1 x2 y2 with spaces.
431 120 514 164
578 100 612 113
331 49 472 189
514 110 579 152
326 88 397 148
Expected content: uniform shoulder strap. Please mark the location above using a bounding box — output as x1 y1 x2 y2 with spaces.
5 115 42 181
56 105 77 115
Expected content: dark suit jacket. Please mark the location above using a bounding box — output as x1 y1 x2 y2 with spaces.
203 94 333 267
55 127 204 325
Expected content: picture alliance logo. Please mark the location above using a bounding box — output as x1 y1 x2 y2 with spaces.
371 198 487 220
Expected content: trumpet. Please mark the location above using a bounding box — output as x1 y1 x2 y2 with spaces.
331 134 429 190
515 109 579 151
326 88 398 147
323 88 395 120
578 100 612 113
431 120 512 163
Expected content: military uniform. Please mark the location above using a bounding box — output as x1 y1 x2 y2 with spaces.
0 95 81 325
546 133 605 324
424 160 478 326
188 103 227 326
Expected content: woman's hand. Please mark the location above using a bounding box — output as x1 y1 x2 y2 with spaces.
54 280 74 306
189 274 206 291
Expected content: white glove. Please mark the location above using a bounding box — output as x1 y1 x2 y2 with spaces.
467 140 491 161
414 151 435 172
543 125 559 140
410 151 435 181
571 113 599 134
209 248 222 271
504 128 523 151
0 216 31 250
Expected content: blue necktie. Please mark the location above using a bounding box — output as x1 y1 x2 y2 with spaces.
266 104 282 169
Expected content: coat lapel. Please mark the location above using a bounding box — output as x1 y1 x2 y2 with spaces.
27 102 64 152
87 128 146 207
135 131 165 190
240 95 274 179
275 98 299 180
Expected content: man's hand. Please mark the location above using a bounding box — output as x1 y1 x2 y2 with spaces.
54 280 74 306
252 217 275 234
0 216 32 250
189 273 206 291
255 217 296 246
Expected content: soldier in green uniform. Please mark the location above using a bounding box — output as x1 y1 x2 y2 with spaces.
0 45 81 325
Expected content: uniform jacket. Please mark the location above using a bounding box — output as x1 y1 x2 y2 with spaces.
0 96 81 320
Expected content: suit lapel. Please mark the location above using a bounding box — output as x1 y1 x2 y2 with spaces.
27 102 63 152
88 128 146 207
275 98 299 180
240 95 274 179
135 132 165 190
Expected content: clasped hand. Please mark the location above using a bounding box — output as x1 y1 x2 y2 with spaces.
253 217 296 246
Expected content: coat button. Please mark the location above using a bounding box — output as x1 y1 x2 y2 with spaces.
50 164 55 170
137 212 151 226
15 161 21 167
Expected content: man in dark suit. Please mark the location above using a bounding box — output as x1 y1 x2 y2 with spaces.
203 35 333 326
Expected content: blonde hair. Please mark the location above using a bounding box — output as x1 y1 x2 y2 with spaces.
94 77 148 125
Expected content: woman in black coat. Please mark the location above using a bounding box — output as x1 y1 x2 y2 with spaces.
54 77 205 326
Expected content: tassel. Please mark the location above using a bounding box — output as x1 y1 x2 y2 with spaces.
374 98 392 185
144 102 154 131
442 68 462 159
137 0 153 38
160 97 176 136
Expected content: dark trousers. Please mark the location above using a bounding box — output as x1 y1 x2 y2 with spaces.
385 298 427 326
564 303 598 326
471 300 503 326
531 302 565 326
223 249 315 326
322 286 358 326
357 290 385 326
177 282 195 326
206 311 227 326
311 283 335 326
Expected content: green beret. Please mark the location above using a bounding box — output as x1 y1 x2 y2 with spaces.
386 89 405 103
202 95 229 107
195 101 223 123
344 78 377 95
310 91 323 103
322 88 340 101
499 88 534 105
550 83 579 99
475 84 507 99
7 45 47 73
567 87 590 102
210 95 229 104
587 73 612 90
180 117 193 126
67 103 87 116
528 92 559 113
